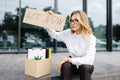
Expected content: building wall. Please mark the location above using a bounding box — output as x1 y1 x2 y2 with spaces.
0 0 120 53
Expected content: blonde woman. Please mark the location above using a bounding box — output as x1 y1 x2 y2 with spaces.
46 10 96 80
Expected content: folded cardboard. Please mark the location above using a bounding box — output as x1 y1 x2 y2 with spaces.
25 58 52 78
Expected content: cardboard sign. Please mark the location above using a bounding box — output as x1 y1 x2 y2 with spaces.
23 8 66 31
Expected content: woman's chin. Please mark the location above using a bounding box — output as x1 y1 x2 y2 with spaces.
71 29 76 32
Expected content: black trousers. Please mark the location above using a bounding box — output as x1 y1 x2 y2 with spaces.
60 61 94 80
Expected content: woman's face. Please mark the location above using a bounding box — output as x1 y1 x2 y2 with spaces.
70 14 81 34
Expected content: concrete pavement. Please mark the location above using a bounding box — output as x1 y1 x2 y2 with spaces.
0 51 120 80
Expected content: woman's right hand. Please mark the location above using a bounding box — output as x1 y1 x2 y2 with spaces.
57 57 70 72
47 10 54 15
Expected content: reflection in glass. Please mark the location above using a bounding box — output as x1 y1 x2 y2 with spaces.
21 0 54 51
0 0 19 52
88 0 106 50
112 0 120 50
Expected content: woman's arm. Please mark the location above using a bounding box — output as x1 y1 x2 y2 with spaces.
45 10 70 41
46 28 70 41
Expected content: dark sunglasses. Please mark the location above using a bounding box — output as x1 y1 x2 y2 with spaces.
70 19 79 24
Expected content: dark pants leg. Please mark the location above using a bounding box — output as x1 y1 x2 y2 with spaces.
60 61 72 80
79 64 94 80
60 62 94 80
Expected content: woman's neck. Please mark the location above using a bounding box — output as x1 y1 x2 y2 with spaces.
74 30 81 34
71 30 81 34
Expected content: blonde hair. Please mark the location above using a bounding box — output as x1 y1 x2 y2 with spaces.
70 10 93 39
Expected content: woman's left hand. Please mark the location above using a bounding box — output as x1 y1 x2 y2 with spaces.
57 57 71 72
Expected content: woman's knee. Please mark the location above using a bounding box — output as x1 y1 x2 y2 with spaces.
79 64 94 74
61 61 72 70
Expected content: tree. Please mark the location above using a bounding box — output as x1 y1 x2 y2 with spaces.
94 24 106 39
1 11 18 49
64 15 70 30
2 30 8 49
2 12 18 31
113 24 120 41
88 17 94 32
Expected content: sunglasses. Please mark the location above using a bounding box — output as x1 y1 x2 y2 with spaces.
70 19 79 24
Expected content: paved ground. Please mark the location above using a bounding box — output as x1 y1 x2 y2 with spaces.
0 51 120 80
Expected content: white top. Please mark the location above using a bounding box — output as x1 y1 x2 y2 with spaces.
46 29 96 66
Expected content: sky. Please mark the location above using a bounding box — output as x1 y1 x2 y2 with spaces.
0 0 120 27
88 0 120 27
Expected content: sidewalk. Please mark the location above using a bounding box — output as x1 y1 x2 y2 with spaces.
51 51 120 80
0 51 120 80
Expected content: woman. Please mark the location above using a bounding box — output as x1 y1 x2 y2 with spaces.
46 10 96 80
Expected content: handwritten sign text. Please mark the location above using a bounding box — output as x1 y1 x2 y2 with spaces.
23 8 66 31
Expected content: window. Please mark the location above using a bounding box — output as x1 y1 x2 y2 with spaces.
88 0 107 50
112 0 120 50
0 0 19 52
21 0 54 51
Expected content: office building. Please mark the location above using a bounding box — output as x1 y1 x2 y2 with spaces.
0 0 120 53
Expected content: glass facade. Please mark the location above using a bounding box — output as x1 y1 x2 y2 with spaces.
0 0 120 53
0 0 19 52
20 0 54 51
88 0 107 50
112 0 120 50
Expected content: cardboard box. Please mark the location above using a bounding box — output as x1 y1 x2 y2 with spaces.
25 58 52 78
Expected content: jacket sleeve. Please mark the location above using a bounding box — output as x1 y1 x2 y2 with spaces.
71 35 96 65
46 28 69 41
